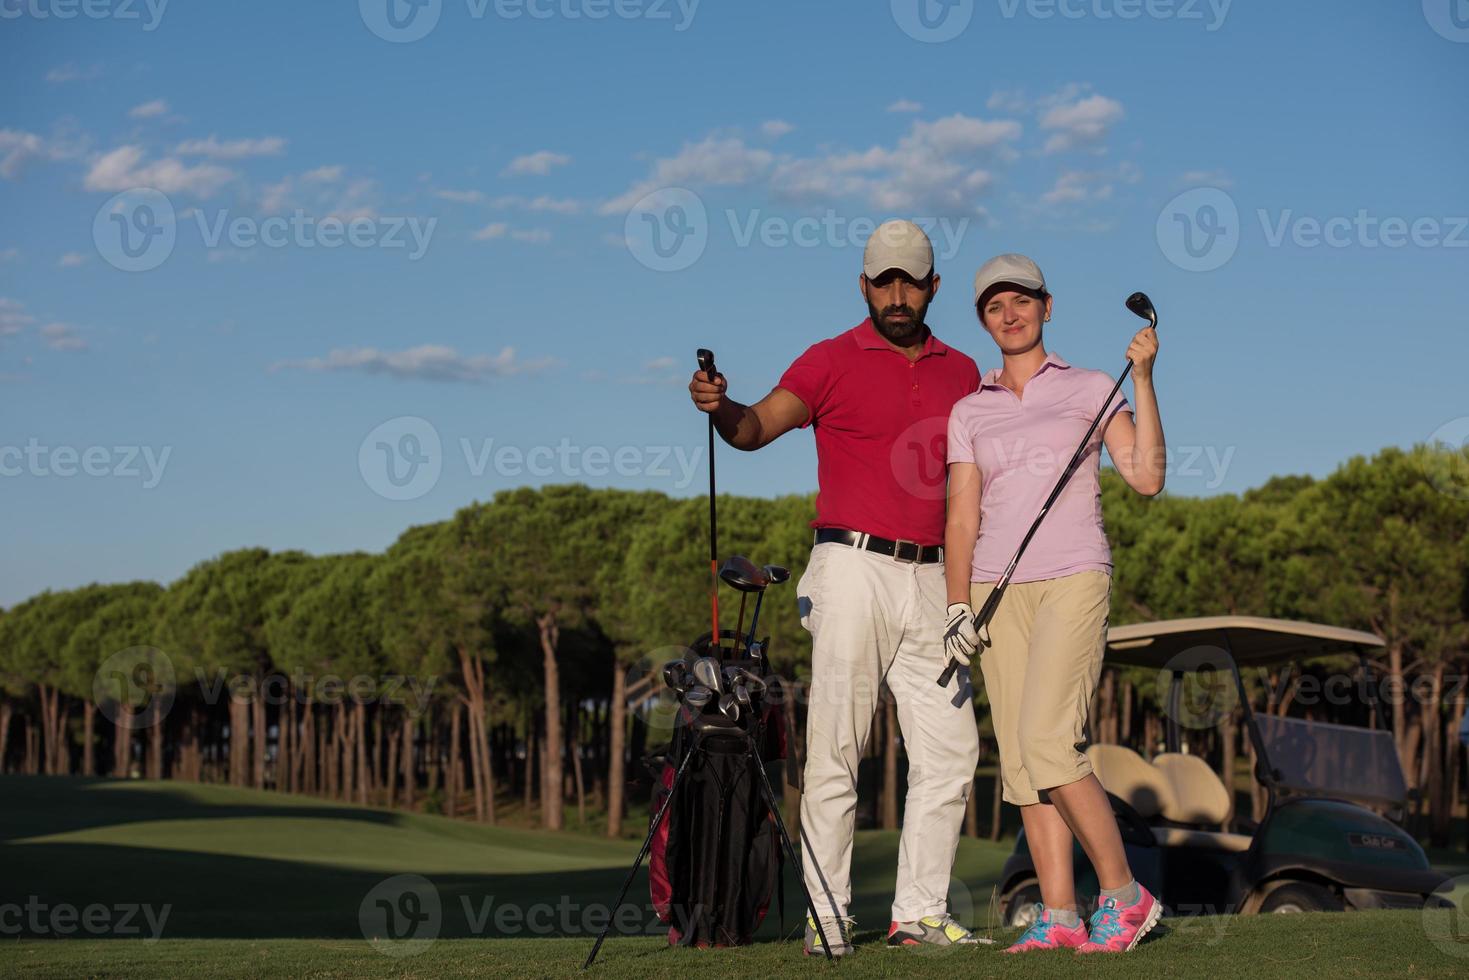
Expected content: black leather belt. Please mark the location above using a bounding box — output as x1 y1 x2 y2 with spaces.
814 528 943 564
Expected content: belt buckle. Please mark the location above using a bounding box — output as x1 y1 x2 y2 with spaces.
892 538 919 563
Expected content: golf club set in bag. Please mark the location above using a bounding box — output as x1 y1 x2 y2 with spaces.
584 351 837 967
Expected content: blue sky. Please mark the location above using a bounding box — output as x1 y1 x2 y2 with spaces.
2 1 1466 605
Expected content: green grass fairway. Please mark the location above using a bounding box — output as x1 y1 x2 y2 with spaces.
2 776 1466 978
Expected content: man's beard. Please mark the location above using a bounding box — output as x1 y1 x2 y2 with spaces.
868 299 928 344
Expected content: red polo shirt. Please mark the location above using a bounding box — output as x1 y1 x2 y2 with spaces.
777 319 980 546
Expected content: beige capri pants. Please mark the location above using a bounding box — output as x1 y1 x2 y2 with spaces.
971 570 1111 806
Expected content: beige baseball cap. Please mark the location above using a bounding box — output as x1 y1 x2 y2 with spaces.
973 253 1046 305
863 219 934 280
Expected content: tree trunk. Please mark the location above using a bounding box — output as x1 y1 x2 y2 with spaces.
607 663 628 838
386 726 400 808
401 711 416 810
538 613 564 831
525 713 538 819
229 697 249 787
356 701 370 807
37 685 58 774
25 717 39 774
448 700 462 819
881 690 899 831
301 703 317 796
113 705 133 777
1120 678 1134 744
147 716 164 780
783 684 802 841
1388 641 1408 775
253 678 266 790
81 704 95 777
0 701 11 774
1445 673 1466 849
1221 709 1238 830
570 701 586 827
1426 663 1446 844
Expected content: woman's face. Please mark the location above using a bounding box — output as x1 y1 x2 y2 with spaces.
978 288 1052 356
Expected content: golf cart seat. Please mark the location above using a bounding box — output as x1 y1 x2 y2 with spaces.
1153 752 1232 825
1086 745 1253 853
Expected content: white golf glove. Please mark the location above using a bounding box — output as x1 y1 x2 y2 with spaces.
944 602 979 667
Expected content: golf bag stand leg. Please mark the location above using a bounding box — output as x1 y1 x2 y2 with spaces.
747 735 834 961
583 746 699 970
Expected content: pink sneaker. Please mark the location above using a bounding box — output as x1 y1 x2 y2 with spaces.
1075 885 1162 954
1003 906 1089 953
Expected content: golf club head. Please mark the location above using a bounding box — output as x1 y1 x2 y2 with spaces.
661 660 689 694
693 656 722 694
719 555 770 593
1125 291 1157 329
748 640 764 660
718 693 740 722
732 684 751 708
685 685 713 709
762 564 791 585
728 666 767 695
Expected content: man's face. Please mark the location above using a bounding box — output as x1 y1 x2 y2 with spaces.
861 269 939 343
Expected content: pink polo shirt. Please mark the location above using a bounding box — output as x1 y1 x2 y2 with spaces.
778 319 980 546
946 352 1130 584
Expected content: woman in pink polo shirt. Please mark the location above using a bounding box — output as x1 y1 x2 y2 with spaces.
943 254 1165 954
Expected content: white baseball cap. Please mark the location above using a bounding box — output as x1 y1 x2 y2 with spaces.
973 253 1046 305
863 219 934 280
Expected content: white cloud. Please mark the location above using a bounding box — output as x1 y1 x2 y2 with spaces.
41 322 87 351
1038 162 1140 208
602 115 1021 219
0 298 35 337
58 252 87 268
175 135 287 159
1040 94 1124 154
762 120 795 138
273 344 556 384
436 189 485 204
260 168 374 219
490 194 580 215
0 130 45 179
502 150 571 177
84 145 236 197
887 100 923 114
301 165 344 183
129 99 170 119
472 222 550 243
46 63 101 84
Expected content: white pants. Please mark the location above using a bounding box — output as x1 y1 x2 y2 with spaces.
796 541 981 923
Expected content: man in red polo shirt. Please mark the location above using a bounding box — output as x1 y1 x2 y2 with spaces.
688 220 983 956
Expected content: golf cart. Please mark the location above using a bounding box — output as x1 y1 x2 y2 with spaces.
997 616 1449 924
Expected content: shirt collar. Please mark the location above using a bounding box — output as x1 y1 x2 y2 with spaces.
854 317 950 358
979 350 1070 389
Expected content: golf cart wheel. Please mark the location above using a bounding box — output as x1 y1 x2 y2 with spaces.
1005 883 1043 928
1260 882 1344 914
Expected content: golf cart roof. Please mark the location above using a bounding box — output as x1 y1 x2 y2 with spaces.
1106 616 1384 670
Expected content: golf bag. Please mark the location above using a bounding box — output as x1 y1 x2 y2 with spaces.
646 629 787 948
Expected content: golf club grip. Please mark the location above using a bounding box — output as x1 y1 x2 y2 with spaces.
935 583 1006 687
696 348 716 380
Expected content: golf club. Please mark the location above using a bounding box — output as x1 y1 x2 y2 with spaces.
743 564 789 654
718 692 740 723
662 660 689 694
693 656 723 694
937 291 1159 687
684 685 713 709
720 556 767 654
697 349 721 653
732 683 751 709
